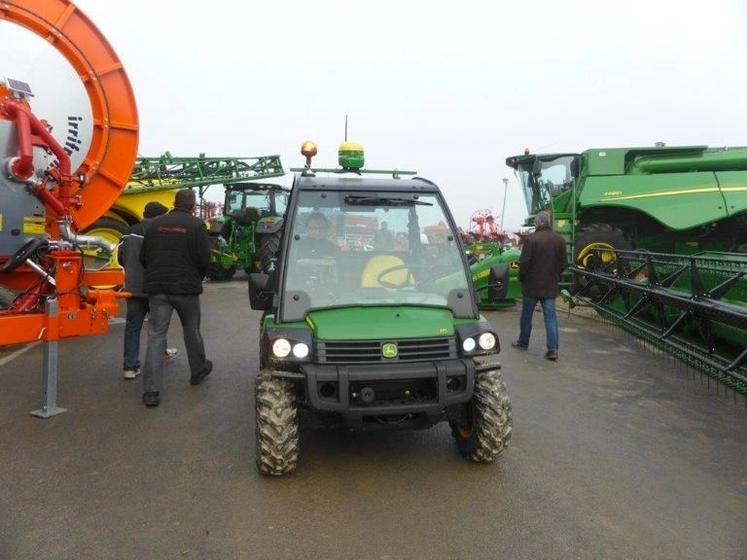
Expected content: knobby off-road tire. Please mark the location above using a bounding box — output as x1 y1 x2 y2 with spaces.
255 370 299 476
452 369 512 463
257 232 281 272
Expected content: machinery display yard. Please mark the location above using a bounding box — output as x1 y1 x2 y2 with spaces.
1 279 745 560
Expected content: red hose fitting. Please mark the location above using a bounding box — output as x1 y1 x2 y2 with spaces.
1 99 74 211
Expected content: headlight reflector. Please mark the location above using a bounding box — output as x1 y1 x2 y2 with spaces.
272 338 292 358
478 332 496 350
292 342 310 359
462 337 476 353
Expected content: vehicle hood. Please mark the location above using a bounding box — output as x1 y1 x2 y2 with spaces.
306 306 455 340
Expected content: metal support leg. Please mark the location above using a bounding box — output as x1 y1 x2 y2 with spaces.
30 299 67 418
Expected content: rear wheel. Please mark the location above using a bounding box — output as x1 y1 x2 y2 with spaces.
451 368 512 463
255 370 299 476
257 232 281 271
574 223 632 295
82 217 129 269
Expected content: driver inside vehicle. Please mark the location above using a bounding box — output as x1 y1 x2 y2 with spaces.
297 212 339 258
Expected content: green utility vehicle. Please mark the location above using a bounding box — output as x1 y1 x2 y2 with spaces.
207 183 290 280
248 167 513 475
505 145 747 392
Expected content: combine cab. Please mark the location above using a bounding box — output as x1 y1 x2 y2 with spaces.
507 146 747 392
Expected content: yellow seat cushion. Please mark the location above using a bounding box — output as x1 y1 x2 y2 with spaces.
360 255 413 288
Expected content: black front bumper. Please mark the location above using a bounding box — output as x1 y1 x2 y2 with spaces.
284 359 476 426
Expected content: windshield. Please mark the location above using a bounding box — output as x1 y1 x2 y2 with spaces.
516 155 576 214
226 189 287 216
282 190 469 315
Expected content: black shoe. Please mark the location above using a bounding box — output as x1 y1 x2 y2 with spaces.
545 349 558 361
511 341 528 350
142 392 160 407
190 360 213 385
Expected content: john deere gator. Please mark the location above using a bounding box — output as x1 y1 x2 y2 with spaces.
246 142 512 475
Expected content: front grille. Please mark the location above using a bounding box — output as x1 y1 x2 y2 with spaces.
316 338 456 364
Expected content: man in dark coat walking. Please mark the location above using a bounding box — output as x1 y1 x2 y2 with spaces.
512 211 567 360
118 201 177 379
139 189 212 406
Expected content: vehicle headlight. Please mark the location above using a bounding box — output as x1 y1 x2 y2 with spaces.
292 342 310 359
478 332 496 350
272 338 292 358
462 337 476 353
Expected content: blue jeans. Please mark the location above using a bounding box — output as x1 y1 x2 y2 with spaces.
123 298 148 370
518 296 559 350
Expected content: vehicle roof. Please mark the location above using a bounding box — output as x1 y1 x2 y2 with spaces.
226 182 289 192
293 175 440 193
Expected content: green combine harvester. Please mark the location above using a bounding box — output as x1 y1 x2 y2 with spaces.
505 145 747 394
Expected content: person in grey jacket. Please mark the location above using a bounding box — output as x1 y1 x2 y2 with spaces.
118 201 177 379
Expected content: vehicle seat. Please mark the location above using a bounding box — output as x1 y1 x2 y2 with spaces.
360 255 414 288
236 207 260 225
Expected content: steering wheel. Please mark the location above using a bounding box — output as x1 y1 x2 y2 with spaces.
0 238 48 274
376 263 435 290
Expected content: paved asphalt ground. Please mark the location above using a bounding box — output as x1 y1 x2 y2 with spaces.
1 279 745 560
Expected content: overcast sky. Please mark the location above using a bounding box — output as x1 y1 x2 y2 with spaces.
6 0 747 231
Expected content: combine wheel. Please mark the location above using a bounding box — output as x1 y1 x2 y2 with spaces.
255 370 299 476
574 223 632 295
257 232 282 271
451 368 512 463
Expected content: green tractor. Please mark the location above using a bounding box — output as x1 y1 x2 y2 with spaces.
207 183 290 280
461 210 523 310
247 143 513 475
506 145 747 392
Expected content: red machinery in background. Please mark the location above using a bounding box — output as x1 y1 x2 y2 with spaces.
0 0 138 416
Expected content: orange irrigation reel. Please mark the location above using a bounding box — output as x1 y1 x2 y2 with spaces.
0 0 138 415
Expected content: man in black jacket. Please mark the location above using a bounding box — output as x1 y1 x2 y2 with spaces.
139 189 212 407
512 211 567 360
118 201 177 379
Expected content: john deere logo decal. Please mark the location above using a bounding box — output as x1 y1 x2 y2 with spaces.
382 342 398 359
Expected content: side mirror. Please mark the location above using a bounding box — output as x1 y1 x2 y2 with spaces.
531 158 543 176
248 272 273 310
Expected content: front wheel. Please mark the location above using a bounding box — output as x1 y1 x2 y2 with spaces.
451 368 512 463
255 370 299 476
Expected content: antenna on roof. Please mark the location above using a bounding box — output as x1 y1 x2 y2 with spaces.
344 114 348 142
